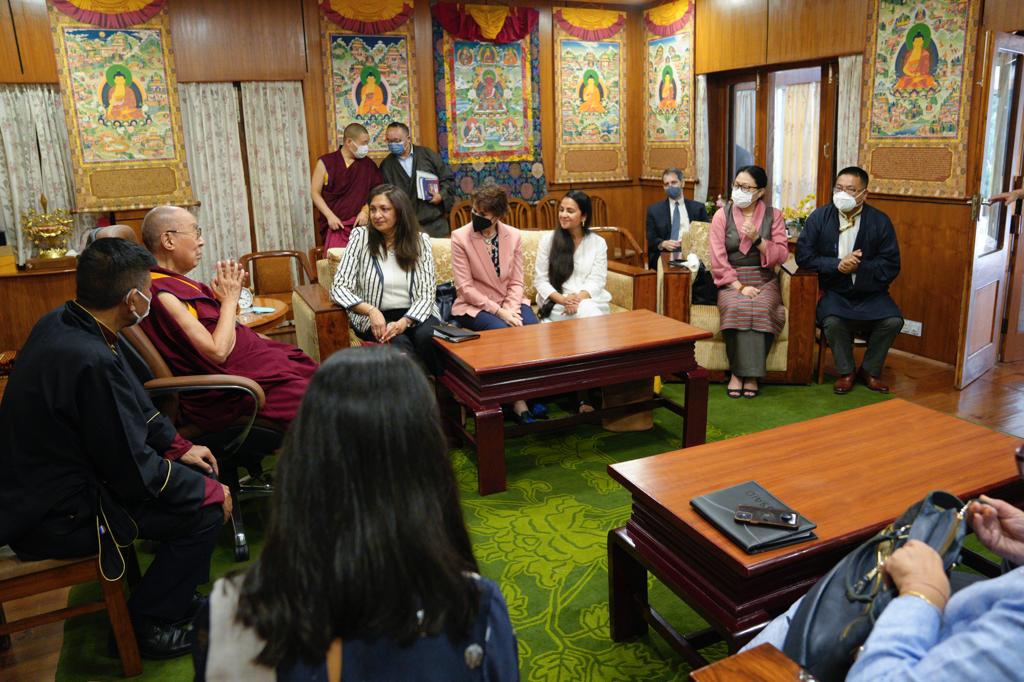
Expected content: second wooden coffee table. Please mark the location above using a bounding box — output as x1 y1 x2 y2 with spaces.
434 309 712 495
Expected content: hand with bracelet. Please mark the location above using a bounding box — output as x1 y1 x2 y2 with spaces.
731 280 760 299
380 316 413 343
882 539 950 611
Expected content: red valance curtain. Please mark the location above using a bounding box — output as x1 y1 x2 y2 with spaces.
432 4 538 44
319 0 413 33
50 0 166 28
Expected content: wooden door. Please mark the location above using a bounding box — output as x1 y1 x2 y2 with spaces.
957 34 1024 387
1001 182 1024 362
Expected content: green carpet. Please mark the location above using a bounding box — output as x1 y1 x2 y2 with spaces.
56 382 890 681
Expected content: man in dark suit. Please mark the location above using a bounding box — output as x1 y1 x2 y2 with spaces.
646 168 709 269
797 166 903 395
379 121 456 238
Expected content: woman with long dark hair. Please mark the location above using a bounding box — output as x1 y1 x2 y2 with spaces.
330 183 442 374
709 165 789 398
533 190 611 322
194 347 519 680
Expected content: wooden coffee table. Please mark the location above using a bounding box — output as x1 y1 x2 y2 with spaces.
607 399 1023 668
434 309 712 495
237 296 288 334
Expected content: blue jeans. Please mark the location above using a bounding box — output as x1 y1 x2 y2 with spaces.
456 304 539 331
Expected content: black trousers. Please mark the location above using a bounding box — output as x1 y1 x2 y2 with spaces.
13 499 222 625
355 309 442 376
821 315 903 377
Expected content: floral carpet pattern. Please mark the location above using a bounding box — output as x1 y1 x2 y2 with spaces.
56 382 889 681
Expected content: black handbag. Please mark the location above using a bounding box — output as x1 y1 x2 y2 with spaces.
435 281 456 322
691 262 718 305
781 490 967 682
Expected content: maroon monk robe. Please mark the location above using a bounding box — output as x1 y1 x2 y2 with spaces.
316 149 384 249
140 267 318 432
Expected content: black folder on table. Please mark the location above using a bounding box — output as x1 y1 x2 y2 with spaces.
690 480 817 554
432 323 480 343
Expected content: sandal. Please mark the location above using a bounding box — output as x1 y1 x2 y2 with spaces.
726 388 743 399
578 400 595 414
742 388 760 399
515 410 536 425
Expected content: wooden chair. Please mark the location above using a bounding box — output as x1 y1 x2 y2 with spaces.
815 326 869 383
533 193 561 230
239 250 317 340
0 546 142 676
589 193 609 226
591 227 645 269
120 327 282 562
507 197 534 230
449 199 473 230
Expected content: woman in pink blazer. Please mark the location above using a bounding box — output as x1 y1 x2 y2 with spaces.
451 186 544 423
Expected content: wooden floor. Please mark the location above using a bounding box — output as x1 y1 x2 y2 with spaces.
2 351 1022 680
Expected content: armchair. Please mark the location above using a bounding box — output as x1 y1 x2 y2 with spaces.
238 250 317 340
449 199 473 230
656 221 818 384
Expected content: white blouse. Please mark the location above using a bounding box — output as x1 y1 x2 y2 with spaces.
534 231 610 304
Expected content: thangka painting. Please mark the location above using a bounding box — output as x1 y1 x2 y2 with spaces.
859 0 980 197
643 0 695 180
442 37 534 163
48 5 193 211
322 27 417 155
552 10 627 183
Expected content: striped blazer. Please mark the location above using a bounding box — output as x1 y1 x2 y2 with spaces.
329 226 439 334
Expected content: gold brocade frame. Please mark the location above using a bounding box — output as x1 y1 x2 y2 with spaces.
321 13 418 160
553 20 627 184
641 8 695 181
48 5 194 212
858 0 981 198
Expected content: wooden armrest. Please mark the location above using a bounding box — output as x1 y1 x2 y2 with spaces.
144 375 267 409
690 644 805 681
608 261 651 278
608 262 656 312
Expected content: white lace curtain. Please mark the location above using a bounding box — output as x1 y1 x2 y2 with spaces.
836 55 864 171
178 82 251 284
0 84 95 264
694 75 709 204
240 82 313 255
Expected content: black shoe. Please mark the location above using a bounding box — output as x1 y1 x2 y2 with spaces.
134 620 194 660
186 591 206 620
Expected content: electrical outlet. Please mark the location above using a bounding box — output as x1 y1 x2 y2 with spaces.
902 319 922 336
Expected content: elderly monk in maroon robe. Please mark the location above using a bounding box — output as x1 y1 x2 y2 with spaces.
311 121 384 250
139 206 317 432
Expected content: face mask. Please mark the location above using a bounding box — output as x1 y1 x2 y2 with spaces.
353 144 370 159
731 187 755 209
127 289 151 326
833 191 859 213
471 213 493 233
665 186 682 200
388 142 405 155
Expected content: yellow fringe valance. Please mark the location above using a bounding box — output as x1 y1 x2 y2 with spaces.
553 8 625 40
464 5 509 40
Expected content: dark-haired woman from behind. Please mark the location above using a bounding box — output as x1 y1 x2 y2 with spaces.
194 346 519 681
330 183 442 375
533 190 611 322
710 165 789 399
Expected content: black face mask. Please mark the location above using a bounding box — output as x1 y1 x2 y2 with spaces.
472 213 493 232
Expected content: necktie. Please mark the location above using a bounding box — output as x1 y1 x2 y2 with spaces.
670 202 681 242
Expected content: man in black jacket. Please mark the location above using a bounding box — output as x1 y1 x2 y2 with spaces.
0 239 229 658
797 166 903 395
646 167 709 269
379 121 456 237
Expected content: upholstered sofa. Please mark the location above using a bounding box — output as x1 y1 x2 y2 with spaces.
293 230 657 363
655 221 818 384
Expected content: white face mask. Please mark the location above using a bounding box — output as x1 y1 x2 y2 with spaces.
127 288 151 326
353 144 370 159
731 187 755 209
833 191 860 213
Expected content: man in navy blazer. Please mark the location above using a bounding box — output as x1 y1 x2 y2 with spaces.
797 166 903 395
646 168 709 269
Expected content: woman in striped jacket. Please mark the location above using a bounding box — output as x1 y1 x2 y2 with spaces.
709 165 789 399
330 184 442 375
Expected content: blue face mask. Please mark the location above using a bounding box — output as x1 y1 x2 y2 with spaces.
388 142 405 155
665 185 682 200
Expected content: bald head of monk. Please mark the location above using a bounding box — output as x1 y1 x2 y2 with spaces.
141 205 204 275
83 224 138 248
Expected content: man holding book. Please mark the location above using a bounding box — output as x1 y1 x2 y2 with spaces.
379 121 456 238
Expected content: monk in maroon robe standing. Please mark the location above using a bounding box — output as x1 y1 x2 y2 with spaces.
139 206 317 432
311 122 384 250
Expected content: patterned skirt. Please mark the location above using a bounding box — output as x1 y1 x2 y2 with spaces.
717 266 785 336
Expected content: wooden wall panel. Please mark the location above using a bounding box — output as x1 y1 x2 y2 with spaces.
695 0 767 74
9 0 57 82
766 0 868 64
984 0 1024 32
0 2 24 83
870 197 968 364
301 0 328 173
170 0 306 82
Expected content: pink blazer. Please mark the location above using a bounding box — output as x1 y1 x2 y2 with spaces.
450 222 528 318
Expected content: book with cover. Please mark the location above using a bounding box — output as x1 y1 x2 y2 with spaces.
432 323 480 343
416 170 440 202
691 480 816 554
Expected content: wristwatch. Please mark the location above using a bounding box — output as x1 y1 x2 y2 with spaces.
752 236 763 248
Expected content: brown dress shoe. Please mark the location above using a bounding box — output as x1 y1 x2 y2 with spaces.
833 373 855 394
857 368 890 393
